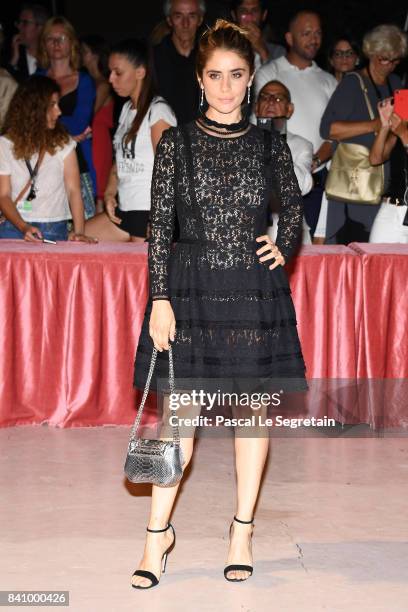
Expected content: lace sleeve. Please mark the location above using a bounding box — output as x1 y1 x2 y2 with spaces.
148 127 176 300
271 133 303 263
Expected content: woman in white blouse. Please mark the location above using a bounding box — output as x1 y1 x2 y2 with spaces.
0 74 95 242
85 39 177 242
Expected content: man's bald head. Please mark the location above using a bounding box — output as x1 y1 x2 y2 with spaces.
288 10 320 33
285 10 322 62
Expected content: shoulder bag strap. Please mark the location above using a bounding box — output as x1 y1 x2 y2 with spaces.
350 71 375 121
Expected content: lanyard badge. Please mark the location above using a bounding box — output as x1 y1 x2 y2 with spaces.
24 155 41 203
22 200 33 212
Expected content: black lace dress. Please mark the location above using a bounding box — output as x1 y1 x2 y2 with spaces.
133 120 307 393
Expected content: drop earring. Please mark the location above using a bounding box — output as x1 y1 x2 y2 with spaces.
199 87 205 113
247 85 251 105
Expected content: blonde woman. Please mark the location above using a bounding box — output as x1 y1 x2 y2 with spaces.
38 16 97 218
321 24 408 243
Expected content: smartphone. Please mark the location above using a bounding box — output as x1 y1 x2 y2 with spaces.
257 117 287 136
257 117 273 132
394 90 408 120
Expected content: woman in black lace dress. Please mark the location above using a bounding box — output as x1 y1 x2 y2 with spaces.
131 20 306 589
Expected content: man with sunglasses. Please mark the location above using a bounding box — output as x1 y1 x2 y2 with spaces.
8 3 49 82
256 80 314 243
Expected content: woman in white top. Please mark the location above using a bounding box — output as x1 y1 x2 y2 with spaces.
85 38 177 242
0 74 96 242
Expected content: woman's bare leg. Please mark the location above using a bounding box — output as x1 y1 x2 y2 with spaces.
225 407 270 580
84 212 131 241
130 236 146 243
131 394 201 587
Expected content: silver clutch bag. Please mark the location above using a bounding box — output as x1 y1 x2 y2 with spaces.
124 345 185 487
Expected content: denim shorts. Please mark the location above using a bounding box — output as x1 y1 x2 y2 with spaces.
0 219 69 241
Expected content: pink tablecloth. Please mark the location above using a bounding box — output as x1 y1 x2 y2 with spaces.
286 245 362 379
0 241 406 428
348 243 408 378
0 242 148 427
347 244 408 428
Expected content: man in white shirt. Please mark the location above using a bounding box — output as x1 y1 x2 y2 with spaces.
255 79 313 244
8 4 49 82
255 10 337 236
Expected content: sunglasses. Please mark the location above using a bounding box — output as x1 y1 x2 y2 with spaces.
258 92 289 104
333 49 356 59
46 35 69 45
378 55 401 64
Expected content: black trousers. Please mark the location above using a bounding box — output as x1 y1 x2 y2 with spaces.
302 168 327 237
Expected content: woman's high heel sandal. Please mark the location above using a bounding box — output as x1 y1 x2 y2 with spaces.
131 522 176 589
224 516 254 582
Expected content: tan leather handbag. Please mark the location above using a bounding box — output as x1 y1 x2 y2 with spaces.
325 73 384 205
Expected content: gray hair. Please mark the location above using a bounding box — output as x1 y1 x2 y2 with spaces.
163 0 206 18
21 3 50 25
363 24 408 59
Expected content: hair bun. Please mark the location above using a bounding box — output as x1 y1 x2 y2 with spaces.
212 19 248 37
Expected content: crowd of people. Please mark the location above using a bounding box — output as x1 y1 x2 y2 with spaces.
0 0 408 244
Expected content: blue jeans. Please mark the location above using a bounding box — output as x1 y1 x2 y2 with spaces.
0 219 69 241
80 172 96 220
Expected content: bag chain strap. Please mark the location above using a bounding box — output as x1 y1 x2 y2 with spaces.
129 345 180 448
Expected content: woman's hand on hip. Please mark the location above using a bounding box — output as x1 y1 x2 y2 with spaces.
104 196 121 224
149 300 176 351
255 234 285 269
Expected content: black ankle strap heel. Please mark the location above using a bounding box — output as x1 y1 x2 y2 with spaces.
233 516 254 524
131 522 176 589
224 516 255 582
146 523 172 533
